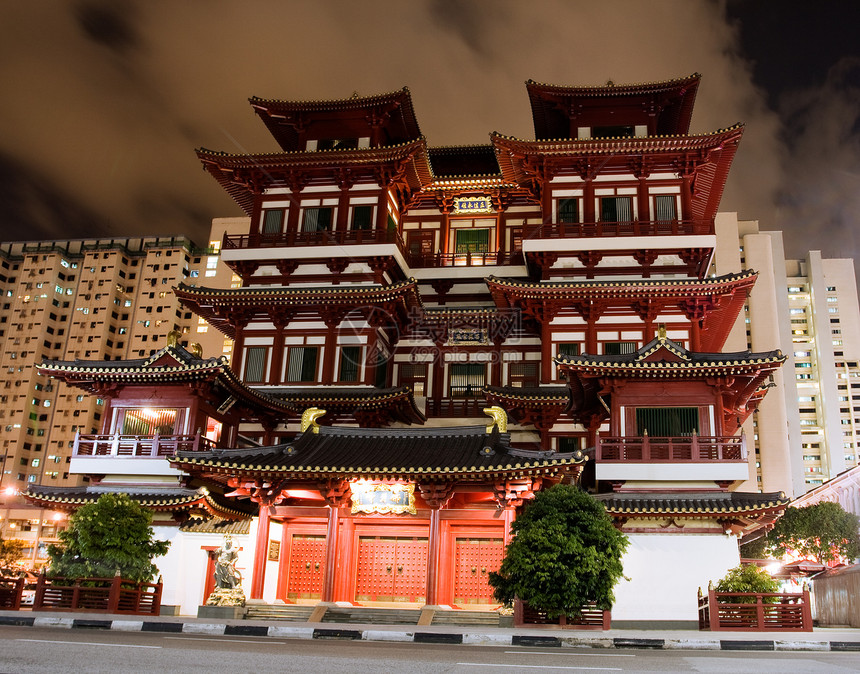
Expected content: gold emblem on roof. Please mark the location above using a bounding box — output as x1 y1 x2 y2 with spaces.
483 406 508 433
301 408 326 434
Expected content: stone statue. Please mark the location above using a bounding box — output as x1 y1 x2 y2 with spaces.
205 535 245 607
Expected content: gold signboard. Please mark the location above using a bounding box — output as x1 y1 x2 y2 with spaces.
453 196 494 214
350 482 416 515
267 540 281 561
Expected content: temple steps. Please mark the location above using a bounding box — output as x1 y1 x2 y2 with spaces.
321 607 422 624
244 604 317 622
431 610 501 626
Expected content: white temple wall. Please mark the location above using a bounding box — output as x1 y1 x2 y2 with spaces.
611 533 740 625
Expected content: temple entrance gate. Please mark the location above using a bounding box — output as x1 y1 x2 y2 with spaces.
355 536 427 603
452 537 504 605
285 534 326 602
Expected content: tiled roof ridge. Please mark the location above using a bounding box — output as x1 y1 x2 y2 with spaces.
525 73 701 92
249 87 411 107
490 123 743 145
486 269 756 290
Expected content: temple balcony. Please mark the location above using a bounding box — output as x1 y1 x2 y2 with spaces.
426 397 486 419
69 432 216 477
594 434 750 487
522 218 712 240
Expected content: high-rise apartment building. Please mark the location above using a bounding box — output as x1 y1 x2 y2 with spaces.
0 235 235 565
715 214 860 495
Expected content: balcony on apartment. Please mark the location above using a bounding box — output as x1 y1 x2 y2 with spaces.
69 431 215 477
593 433 750 487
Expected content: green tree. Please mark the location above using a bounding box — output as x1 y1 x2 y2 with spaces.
714 564 780 603
0 537 25 569
488 484 628 619
47 493 170 582
745 502 860 565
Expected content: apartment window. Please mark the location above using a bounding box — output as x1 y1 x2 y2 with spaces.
398 363 428 396
557 198 578 224
654 195 677 222
302 207 333 232
636 407 700 436
243 346 268 383
261 209 284 234
449 363 485 398
338 346 362 383
285 347 319 383
454 228 490 254
351 205 373 231
600 196 633 223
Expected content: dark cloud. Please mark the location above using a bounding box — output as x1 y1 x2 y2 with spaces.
0 0 850 274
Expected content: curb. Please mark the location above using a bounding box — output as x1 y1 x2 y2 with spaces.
0 617 858 651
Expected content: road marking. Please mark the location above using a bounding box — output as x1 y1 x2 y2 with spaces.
165 637 289 644
16 639 161 649
458 665 622 671
505 651 635 657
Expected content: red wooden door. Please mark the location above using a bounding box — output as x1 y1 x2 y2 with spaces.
453 538 504 605
355 536 427 602
407 231 434 263
286 534 326 601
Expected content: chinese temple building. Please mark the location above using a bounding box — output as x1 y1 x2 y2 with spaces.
28 74 791 626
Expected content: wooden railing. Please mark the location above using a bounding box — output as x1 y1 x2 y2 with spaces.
515 600 610 630
596 434 746 462
697 586 812 632
73 431 215 458
33 574 162 616
223 229 406 251
0 576 24 610
406 250 521 268
427 397 487 418
522 219 711 240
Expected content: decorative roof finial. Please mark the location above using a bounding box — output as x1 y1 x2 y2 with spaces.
189 342 203 358
167 330 181 348
483 406 508 433
300 408 326 434
657 324 667 340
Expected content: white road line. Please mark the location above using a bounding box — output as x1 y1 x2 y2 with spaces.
16 639 161 649
458 665 622 671
505 651 636 657
164 636 289 644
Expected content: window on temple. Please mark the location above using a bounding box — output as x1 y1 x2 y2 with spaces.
635 407 700 437
302 207 333 232
338 346 362 383
603 341 637 355
116 408 180 436
398 363 428 395
558 198 579 224
654 195 677 222
449 363 486 397
243 346 268 382
351 205 372 230
286 347 319 383
592 125 635 139
558 343 580 357
600 197 633 223
454 229 490 254
509 362 539 388
557 436 581 452
262 209 284 234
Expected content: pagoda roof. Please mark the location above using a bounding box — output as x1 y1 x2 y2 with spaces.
491 125 742 222
196 139 431 214
249 88 422 152
170 424 586 483
595 490 788 516
526 74 701 139
487 271 757 353
175 279 424 339
37 343 293 416
483 385 570 406
24 485 250 520
179 517 252 535
257 385 426 425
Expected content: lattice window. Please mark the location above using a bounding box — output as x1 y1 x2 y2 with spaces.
302 207 333 232
635 407 699 436
338 346 362 383
449 363 486 397
286 347 318 383
243 346 267 383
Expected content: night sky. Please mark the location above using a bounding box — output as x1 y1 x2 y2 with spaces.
1 0 858 270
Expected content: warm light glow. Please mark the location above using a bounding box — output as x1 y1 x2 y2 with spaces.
3 487 16 497
766 562 782 575
52 512 64 522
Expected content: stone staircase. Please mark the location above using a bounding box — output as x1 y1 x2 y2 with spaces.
321 606 422 625
242 603 502 626
431 609 501 627
244 603 317 622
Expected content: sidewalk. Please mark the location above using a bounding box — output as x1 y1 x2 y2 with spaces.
1 609 859 651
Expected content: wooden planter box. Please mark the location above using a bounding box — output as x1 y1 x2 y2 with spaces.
0 576 24 610
697 586 812 632
32 574 163 616
514 600 611 630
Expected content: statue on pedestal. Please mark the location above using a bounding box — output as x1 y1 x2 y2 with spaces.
205 535 246 606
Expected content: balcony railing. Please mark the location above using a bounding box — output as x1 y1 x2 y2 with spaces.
522 219 711 240
406 250 521 268
427 397 486 418
72 431 215 458
222 229 406 251
595 434 746 462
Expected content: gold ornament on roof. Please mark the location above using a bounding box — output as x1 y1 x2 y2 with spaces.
483 406 508 433
301 408 326 434
167 330 181 347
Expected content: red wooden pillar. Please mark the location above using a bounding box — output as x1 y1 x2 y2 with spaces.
418 483 454 606
364 326 378 386
318 480 351 603
492 339 503 387
585 318 598 354
503 507 515 546
432 340 445 415
321 312 341 385
250 505 270 599
583 177 595 224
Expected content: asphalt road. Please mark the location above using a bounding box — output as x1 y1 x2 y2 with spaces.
0 626 859 673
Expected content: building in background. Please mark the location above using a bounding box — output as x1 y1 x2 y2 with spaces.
0 235 236 566
714 214 860 495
